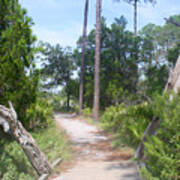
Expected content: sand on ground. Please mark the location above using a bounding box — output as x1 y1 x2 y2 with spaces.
52 114 141 180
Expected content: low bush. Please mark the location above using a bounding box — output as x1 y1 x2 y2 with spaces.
25 97 53 129
100 103 153 147
50 94 65 112
82 107 93 117
0 122 71 180
49 94 78 113
140 94 180 180
100 94 180 179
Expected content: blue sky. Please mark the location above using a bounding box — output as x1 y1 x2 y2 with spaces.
19 0 180 47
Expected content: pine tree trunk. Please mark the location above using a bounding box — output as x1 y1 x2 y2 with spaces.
67 93 70 111
133 0 138 90
79 0 89 115
93 0 101 121
134 0 137 36
0 102 52 176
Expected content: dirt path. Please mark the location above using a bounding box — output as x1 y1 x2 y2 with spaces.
52 114 141 180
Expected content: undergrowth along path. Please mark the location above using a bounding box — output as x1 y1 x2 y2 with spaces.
52 113 141 180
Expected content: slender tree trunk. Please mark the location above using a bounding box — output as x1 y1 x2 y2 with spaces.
134 0 137 36
67 93 70 111
66 74 70 111
79 0 89 115
133 0 138 91
93 0 102 121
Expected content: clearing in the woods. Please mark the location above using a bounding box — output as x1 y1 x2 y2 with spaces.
51 114 141 180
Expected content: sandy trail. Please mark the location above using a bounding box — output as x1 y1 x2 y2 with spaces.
52 114 141 180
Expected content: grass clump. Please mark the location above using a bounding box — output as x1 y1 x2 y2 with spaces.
33 122 71 163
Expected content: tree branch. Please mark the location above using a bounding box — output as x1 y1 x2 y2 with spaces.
165 17 180 27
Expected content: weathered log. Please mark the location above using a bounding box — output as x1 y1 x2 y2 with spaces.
38 158 62 180
52 158 62 169
135 55 180 161
38 174 49 180
135 117 159 160
0 102 52 176
165 55 180 93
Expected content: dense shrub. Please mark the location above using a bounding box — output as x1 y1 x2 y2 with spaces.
140 94 180 180
49 94 65 112
82 107 93 117
49 94 78 112
100 94 180 179
26 97 53 129
100 103 153 147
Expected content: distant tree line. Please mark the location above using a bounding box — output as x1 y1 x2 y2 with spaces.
41 14 180 113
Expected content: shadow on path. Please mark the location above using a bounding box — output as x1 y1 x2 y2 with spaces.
51 113 141 180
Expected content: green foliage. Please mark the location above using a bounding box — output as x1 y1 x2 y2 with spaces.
0 0 39 127
41 43 77 110
33 122 71 163
0 122 71 180
139 14 180 97
26 98 53 129
144 65 168 96
48 92 78 112
167 42 180 66
62 79 79 110
41 44 75 87
75 16 140 109
101 94 180 179
61 14 180 111
49 94 66 112
140 94 180 180
100 102 153 147
82 107 93 117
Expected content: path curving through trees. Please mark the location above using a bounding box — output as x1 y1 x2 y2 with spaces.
52 114 141 180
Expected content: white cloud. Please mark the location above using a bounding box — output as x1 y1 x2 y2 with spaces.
33 23 83 47
101 0 180 31
20 0 180 47
138 0 180 28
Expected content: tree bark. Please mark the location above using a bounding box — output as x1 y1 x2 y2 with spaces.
165 56 180 94
135 55 180 161
132 0 138 92
67 93 70 111
135 117 159 160
134 0 137 36
93 0 102 121
79 0 89 115
0 102 52 176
